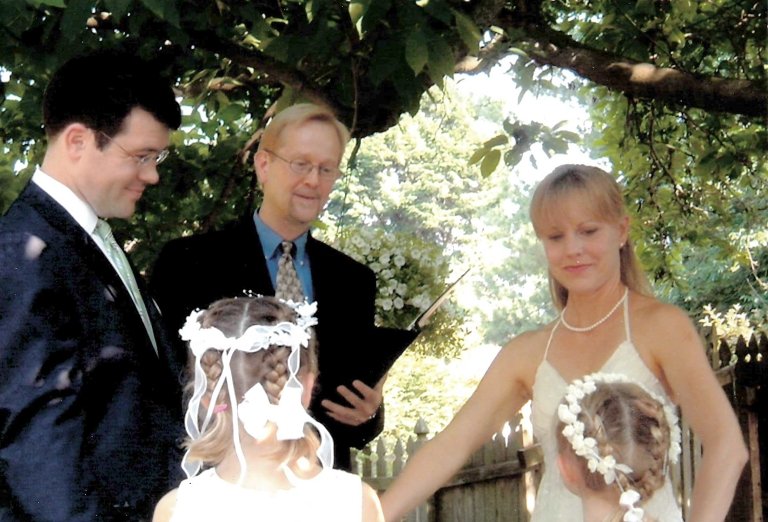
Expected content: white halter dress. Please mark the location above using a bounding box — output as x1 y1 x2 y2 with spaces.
531 296 683 522
168 467 363 521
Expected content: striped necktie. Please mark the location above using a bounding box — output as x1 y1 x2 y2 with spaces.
275 241 305 303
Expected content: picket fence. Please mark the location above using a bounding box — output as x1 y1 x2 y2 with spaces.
352 330 767 522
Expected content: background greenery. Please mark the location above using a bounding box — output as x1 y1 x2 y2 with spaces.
1 0 765 440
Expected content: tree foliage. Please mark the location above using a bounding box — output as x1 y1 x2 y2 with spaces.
2 1 764 200
1 0 765 320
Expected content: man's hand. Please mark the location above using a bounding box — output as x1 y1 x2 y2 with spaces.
321 374 386 426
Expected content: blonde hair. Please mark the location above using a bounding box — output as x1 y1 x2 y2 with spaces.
183 297 320 477
529 164 652 310
556 381 672 516
257 103 350 156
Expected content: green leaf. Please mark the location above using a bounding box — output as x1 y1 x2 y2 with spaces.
484 134 508 148
140 0 180 27
405 30 429 75
368 37 403 86
503 149 522 168
59 0 91 39
507 47 530 59
104 0 131 21
360 0 392 35
349 0 369 27
453 10 481 54
468 148 486 165
555 130 581 143
30 0 66 6
480 149 501 177
426 33 455 84
306 0 320 22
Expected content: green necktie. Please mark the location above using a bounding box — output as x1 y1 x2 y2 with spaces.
95 219 157 354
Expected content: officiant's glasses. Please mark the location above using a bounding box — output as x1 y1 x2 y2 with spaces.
263 149 341 181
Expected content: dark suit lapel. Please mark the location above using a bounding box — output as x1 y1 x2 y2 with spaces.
20 183 156 354
235 216 275 296
306 234 328 301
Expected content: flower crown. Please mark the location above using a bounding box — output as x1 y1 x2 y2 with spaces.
558 372 682 522
179 298 334 484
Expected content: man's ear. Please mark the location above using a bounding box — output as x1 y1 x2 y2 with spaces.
253 150 270 185
62 123 91 160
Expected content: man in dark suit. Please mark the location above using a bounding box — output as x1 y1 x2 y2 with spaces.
151 103 415 470
0 51 183 521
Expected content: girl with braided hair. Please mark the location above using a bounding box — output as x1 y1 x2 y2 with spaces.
153 296 384 522
556 373 681 522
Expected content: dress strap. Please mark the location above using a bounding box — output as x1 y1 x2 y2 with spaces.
542 319 560 363
622 290 631 342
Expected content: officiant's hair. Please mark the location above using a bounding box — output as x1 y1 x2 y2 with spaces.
258 103 351 154
184 296 319 472
556 381 671 507
529 164 651 310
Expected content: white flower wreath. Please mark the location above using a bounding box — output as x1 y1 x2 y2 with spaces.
179 298 334 484
558 372 682 522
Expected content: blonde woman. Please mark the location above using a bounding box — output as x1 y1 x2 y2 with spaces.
381 165 746 521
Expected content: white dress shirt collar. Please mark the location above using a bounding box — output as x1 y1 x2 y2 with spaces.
32 168 99 235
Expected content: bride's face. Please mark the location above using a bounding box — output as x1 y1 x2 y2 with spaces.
538 193 627 295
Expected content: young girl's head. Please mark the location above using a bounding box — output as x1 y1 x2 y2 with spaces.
529 164 651 309
556 373 681 522
178 296 332 482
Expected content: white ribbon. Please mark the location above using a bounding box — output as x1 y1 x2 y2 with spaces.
178 300 333 483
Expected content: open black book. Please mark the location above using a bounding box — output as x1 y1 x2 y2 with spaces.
357 268 470 387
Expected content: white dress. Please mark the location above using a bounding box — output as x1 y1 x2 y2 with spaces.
531 297 683 522
168 467 363 521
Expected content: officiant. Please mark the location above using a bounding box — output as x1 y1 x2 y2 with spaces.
151 102 416 470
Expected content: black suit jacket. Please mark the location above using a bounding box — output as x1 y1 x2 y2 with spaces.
151 216 410 470
0 183 184 521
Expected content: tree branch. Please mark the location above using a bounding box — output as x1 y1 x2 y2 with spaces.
493 11 767 118
529 41 767 117
187 29 343 114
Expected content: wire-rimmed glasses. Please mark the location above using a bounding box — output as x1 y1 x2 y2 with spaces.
263 149 341 181
99 131 170 166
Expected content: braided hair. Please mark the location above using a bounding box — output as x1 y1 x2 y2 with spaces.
557 381 672 520
183 297 320 475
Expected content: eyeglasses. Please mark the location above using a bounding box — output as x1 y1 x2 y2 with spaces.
99 131 170 166
263 149 341 180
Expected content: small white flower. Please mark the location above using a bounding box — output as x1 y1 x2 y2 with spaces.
620 490 644 522
558 404 577 424
619 489 641 507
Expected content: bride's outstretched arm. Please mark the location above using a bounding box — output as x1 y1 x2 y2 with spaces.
380 334 538 521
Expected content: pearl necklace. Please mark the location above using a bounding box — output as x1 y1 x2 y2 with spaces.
560 287 628 333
